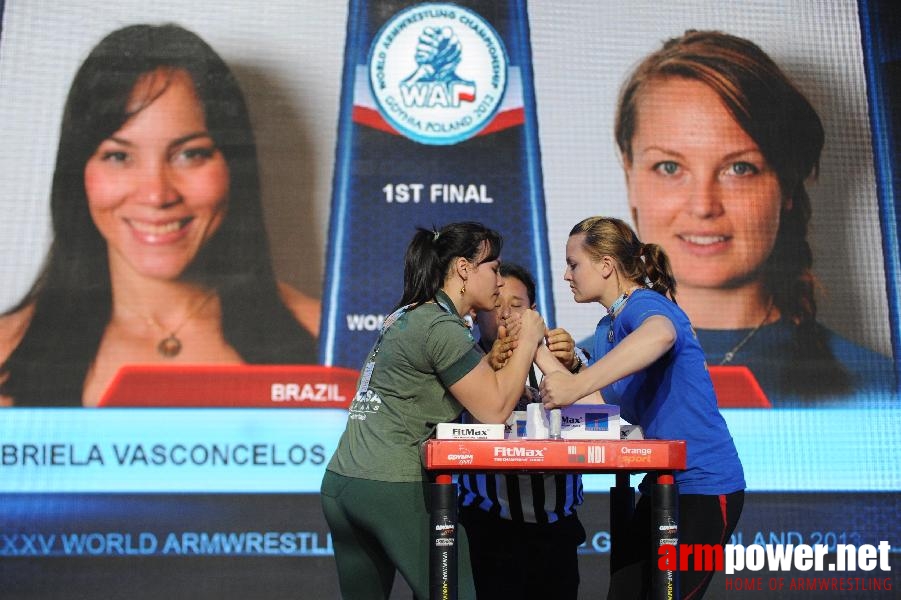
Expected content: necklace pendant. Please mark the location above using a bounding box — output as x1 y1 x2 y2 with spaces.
158 334 182 358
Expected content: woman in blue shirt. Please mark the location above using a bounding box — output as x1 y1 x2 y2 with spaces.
538 216 744 600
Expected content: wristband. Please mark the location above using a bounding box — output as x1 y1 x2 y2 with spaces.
569 347 589 373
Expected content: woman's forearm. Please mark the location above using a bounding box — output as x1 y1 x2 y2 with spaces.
574 316 676 398
535 344 567 375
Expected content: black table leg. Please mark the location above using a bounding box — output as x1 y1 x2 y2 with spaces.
651 472 679 600
430 474 457 600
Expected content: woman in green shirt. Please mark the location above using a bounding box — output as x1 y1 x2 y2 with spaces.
321 221 545 599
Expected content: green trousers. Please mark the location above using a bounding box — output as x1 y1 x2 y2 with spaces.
321 470 476 600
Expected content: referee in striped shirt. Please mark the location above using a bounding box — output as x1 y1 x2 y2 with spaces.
458 263 587 600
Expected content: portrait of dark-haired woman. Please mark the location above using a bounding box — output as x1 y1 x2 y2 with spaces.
0 23 319 406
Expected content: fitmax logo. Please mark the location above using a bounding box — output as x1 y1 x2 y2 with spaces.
493 447 545 458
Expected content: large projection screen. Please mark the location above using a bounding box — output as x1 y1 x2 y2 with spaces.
1 1 898 598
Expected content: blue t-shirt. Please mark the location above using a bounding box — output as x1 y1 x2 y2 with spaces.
591 289 745 495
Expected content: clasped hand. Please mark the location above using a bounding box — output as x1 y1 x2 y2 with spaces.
538 371 581 409
487 312 576 372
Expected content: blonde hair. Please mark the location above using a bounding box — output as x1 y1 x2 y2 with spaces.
570 216 676 301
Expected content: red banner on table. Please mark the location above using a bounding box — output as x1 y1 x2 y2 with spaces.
423 439 686 472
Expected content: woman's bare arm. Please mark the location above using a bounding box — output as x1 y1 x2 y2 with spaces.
539 315 676 409
449 309 545 423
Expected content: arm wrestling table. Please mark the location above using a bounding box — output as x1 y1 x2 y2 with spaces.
423 438 687 600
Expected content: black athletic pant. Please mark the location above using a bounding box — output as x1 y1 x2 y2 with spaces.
607 490 744 600
460 505 586 600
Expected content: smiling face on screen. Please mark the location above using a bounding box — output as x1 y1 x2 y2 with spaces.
84 69 230 282
624 77 784 292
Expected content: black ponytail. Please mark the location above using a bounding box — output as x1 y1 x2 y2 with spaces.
396 221 501 311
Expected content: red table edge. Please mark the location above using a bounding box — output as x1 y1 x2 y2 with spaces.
423 438 686 472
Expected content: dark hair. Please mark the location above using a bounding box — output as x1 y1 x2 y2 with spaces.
1 24 316 405
498 263 536 306
396 222 501 311
570 217 677 302
615 29 823 328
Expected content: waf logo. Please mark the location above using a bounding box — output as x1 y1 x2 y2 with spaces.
399 26 476 108
368 3 507 145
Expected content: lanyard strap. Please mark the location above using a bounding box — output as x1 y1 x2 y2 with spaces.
371 293 458 359
358 294 459 396
369 303 414 360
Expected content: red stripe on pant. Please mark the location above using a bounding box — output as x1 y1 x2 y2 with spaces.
683 494 729 600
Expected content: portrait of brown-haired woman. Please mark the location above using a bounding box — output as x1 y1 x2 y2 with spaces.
614 29 894 404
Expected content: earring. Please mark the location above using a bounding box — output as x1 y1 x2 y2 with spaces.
460 283 466 296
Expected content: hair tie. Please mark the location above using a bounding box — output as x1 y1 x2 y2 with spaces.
638 252 651 287
432 229 440 242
